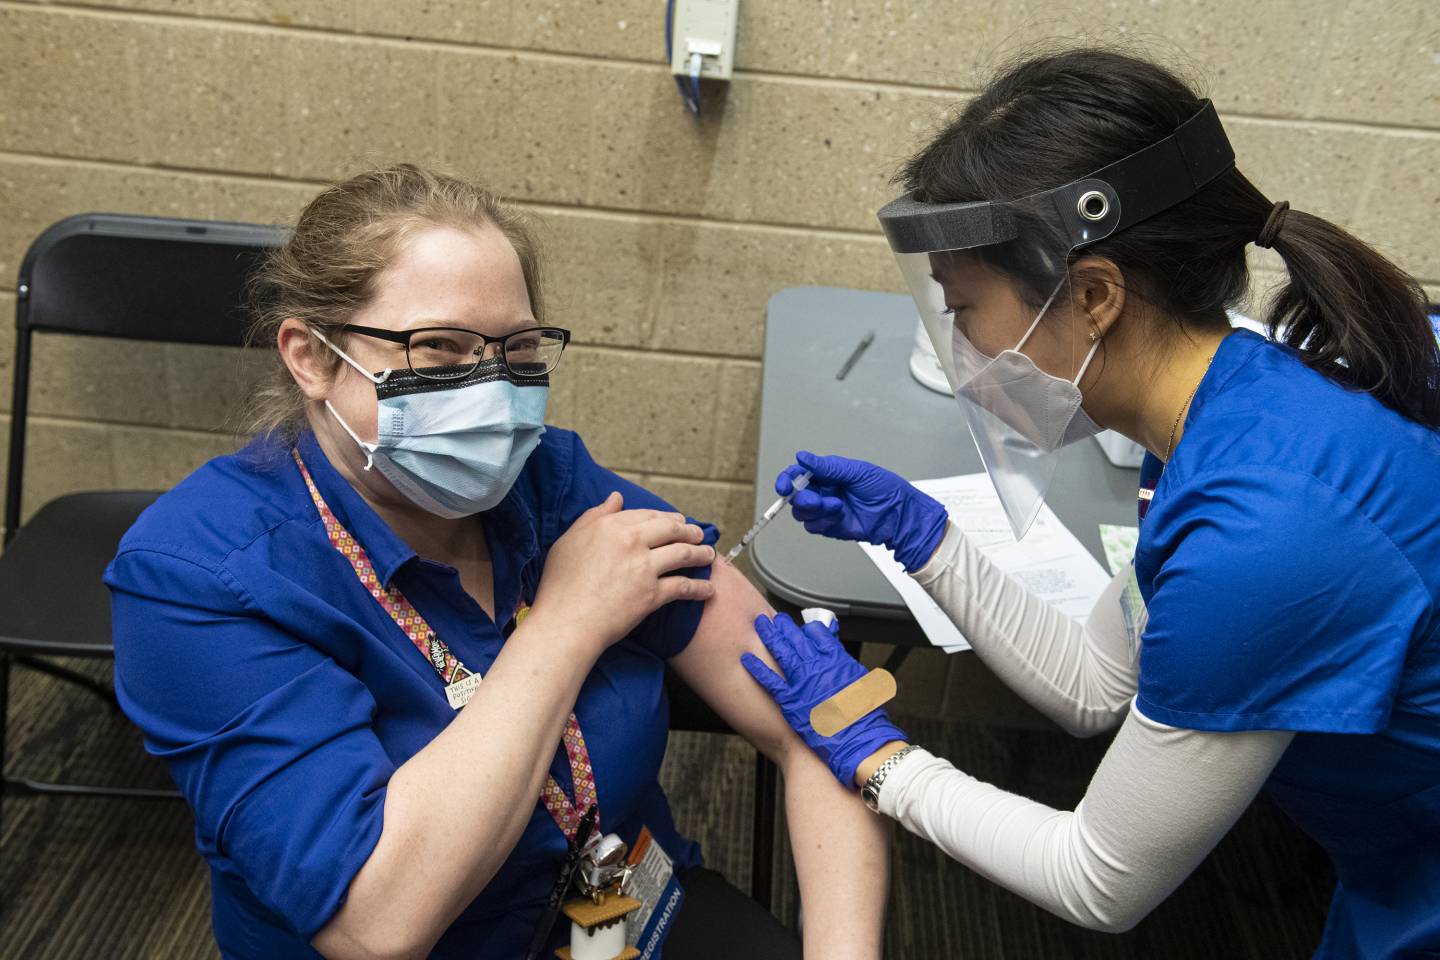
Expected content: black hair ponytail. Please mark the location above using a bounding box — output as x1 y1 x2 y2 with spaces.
1262 206 1439 426
901 47 1440 428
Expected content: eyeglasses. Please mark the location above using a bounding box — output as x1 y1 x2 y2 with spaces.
340 324 571 381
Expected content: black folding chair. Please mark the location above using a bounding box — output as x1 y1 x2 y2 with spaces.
0 213 284 836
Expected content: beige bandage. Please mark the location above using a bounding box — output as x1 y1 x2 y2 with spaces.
809 669 897 737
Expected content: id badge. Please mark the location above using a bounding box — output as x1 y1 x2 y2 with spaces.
623 827 684 959
445 672 483 710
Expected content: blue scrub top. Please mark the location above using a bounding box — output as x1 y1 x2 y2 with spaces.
1134 331 1440 959
105 428 714 959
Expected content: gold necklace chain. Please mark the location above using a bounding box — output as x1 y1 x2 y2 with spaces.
1164 355 1214 462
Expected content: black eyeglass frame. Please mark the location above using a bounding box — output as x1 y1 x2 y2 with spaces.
339 323 572 380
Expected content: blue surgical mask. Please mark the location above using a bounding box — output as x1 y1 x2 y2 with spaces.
315 331 548 518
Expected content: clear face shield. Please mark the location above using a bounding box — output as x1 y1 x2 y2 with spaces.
878 100 1235 538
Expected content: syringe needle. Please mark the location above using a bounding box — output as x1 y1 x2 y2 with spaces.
724 470 813 563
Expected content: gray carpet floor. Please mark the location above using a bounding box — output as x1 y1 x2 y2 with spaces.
1 656 1333 958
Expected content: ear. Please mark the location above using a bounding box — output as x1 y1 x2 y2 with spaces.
1069 256 1127 340
277 318 334 401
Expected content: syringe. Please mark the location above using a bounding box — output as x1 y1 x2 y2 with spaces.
724 470 813 563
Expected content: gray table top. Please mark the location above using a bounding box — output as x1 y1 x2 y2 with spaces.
749 287 1142 623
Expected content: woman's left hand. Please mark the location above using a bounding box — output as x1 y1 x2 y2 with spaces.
742 613 907 788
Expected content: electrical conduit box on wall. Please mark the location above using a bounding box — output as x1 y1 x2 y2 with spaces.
669 0 739 80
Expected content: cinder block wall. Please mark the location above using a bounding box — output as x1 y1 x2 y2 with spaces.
2 2 1436 715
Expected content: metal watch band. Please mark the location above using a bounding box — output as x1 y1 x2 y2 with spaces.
862 744 919 812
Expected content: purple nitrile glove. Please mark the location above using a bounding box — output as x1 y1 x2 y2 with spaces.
776 451 949 573
741 613 907 788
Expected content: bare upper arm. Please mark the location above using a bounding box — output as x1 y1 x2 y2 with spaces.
669 559 798 763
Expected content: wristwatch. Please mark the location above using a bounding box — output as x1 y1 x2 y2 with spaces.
861 744 919 812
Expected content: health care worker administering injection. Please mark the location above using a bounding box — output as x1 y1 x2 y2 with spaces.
740 49 1440 958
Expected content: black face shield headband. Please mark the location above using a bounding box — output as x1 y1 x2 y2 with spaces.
877 100 1236 258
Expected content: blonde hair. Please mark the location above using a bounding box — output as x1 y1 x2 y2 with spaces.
244 163 545 440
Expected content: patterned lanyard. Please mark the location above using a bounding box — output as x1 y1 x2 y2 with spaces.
293 449 600 841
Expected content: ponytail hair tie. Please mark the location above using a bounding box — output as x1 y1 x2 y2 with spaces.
1255 201 1290 249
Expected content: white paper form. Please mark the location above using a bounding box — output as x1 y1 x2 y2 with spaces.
858 474 1111 653
1098 523 1140 576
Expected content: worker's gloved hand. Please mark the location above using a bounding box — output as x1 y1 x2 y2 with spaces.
741 613 907 788
777 451 949 572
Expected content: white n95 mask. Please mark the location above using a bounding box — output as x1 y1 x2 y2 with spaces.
315 332 548 518
951 280 1104 454
943 280 1104 539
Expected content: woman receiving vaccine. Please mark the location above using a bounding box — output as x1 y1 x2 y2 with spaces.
107 165 889 960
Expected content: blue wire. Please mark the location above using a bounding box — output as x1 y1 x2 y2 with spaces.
664 0 701 116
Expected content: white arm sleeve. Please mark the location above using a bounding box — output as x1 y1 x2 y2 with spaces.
913 523 1143 736
878 706 1294 933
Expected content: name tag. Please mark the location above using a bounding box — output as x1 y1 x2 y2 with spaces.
625 827 684 958
445 672 483 710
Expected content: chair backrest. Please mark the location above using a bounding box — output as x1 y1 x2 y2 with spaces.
6 214 288 542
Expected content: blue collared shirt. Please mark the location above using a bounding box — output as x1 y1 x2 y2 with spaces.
106 428 714 958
